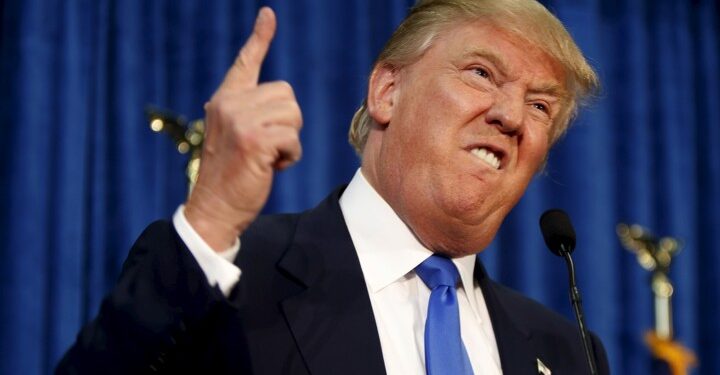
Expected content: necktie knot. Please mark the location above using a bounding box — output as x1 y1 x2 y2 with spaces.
415 255 460 290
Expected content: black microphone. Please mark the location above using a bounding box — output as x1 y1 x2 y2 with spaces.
539 209 598 375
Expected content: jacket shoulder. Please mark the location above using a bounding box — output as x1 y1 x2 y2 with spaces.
491 281 579 333
238 212 302 265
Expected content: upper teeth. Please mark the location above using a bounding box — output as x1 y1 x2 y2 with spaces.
471 147 500 169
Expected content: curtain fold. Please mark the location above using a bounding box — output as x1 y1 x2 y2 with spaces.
1 0 718 374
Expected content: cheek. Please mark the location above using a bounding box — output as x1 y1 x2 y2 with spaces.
518 126 550 168
410 76 484 125
439 82 490 119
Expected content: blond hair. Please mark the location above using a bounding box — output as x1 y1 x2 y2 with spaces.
348 0 599 155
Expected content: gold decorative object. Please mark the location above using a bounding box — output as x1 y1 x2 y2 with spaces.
146 107 205 194
617 223 697 375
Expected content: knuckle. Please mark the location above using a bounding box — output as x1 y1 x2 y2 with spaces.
287 99 301 113
237 126 262 150
279 80 293 91
206 96 234 117
234 49 251 71
294 102 303 118
290 128 301 142
204 99 219 113
278 99 302 128
273 80 295 97
293 106 304 129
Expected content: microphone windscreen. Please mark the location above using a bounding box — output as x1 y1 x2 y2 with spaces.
539 209 576 256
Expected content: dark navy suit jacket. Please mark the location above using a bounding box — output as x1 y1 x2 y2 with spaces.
57 187 609 374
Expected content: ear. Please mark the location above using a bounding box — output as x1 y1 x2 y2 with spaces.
366 63 398 126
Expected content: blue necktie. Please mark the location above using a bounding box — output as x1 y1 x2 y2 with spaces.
415 255 474 375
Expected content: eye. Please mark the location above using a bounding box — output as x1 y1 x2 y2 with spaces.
473 67 491 79
532 102 549 113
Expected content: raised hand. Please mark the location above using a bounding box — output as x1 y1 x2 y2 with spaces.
184 7 302 251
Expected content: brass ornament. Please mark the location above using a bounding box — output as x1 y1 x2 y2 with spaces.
617 223 697 375
146 107 204 195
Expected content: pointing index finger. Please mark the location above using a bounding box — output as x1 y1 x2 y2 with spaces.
221 7 277 91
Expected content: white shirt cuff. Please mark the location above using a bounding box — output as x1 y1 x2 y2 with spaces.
172 205 241 296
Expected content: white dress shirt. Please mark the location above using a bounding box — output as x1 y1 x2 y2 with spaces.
173 205 240 296
173 169 502 374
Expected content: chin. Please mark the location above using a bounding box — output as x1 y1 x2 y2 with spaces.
403 189 505 257
419 228 495 258
432 246 483 258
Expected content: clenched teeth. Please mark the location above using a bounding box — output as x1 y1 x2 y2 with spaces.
471 147 500 169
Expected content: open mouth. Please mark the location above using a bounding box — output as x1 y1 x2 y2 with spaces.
470 147 502 169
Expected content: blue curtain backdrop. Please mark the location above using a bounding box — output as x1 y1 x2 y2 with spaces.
1 0 718 374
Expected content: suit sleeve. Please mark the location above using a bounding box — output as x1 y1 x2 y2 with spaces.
55 221 250 374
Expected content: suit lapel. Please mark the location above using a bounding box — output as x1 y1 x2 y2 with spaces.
474 258 538 375
277 188 387 375
267 187 542 374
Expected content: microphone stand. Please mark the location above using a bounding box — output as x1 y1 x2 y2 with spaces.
560 244 598 375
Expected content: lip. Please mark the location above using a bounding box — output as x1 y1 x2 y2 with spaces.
464 142 508 170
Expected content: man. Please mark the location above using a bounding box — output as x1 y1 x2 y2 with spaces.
58 0 609 374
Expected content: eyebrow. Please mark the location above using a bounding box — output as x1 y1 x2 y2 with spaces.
462 49 509 77
461 48 568 99
528 82 568 100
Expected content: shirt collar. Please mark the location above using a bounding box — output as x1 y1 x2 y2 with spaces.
339 169 481 312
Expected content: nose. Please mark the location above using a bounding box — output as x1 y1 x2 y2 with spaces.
485 91 523 134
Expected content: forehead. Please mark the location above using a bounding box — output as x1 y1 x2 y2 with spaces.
423 21 567 92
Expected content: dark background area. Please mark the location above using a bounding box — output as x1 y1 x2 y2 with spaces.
0 0 718 373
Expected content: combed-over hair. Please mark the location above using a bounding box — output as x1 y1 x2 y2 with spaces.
348 0 599 155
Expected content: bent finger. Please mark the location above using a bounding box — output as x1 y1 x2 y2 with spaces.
261 126 302 170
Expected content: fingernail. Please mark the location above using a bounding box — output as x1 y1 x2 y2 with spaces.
257 7 267 22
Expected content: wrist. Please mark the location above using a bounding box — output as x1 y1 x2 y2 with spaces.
184 189 253 252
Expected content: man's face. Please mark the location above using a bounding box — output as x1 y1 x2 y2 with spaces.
364 21 567 256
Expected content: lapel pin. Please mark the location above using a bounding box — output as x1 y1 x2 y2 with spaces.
537 358 552 375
